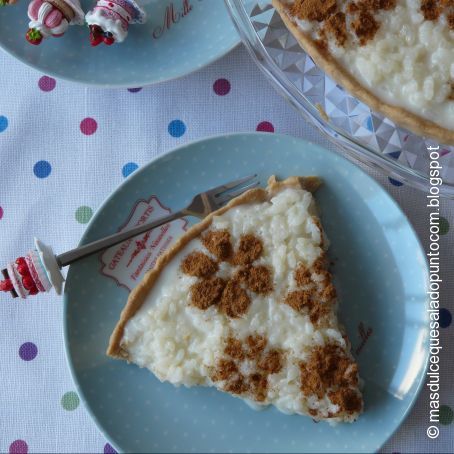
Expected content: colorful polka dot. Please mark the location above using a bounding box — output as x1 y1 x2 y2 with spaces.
440 405 453 425
33 160 52 179
75 206 93 224
388 177 403 187
168 119 186 138
127 88 142 93
122 162 139 178
19 342 38 361
38 76 56 92
256 121 274 133
440 308 452 328
61 391 80 411
0 206 3 220
438 216 450 235
213 78 231 96
0 115 8 133
9 440 28 454
104 443 117 454
80 118 98 136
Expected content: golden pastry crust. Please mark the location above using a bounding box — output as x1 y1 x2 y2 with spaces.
107 175 322 358
272 0 454 145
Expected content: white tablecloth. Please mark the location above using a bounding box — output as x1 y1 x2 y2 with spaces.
0 45 453 453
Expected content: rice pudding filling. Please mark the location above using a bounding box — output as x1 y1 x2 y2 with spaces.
109 176 363 423
275 0 454 139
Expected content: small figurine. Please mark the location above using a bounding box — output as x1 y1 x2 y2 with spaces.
0 239 63 298
26 0 84 45
85 0 146 46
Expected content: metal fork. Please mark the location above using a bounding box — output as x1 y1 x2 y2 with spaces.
56 175 259 267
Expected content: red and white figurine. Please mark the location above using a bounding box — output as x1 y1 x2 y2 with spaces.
0 239 64 298
85 0 146 46
26 0 84 45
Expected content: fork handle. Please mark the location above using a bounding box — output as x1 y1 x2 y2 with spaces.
56 210 185 268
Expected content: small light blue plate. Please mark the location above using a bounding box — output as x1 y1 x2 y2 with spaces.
0 0 239 86
64 133 429 453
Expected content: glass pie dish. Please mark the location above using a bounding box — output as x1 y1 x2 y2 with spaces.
225 0 454 198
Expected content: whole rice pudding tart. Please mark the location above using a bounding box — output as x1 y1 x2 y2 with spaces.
108 176 363 423
273 0 454 144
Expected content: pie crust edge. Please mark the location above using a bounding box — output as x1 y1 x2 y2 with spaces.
272 0 454 145
106 175 322 359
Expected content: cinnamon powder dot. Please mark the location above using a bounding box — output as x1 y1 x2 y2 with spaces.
212 358 238 382
299 344 362 414
219 280 251 318
294 264 312 286
249 372 268 402
324 11 348 46
224 337 245 360
181 251 218 277
258 350 283 374
235 265 273 294
245 334 267 359
190 277 226 310
224 374 249 395
291 0 337 21
352 9 379 45
232 234 263 266
202 230 233 261
284 290 312 312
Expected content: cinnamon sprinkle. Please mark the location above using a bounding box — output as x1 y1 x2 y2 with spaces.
219 280 251 318
212 334 284 402
234 265 273 294
324 11 348 47
224 337 245 360
232 234 264 266
284 290 312 312
245 334 267 359
294 264 312 286
290 0 337 22
249 372 269 401
182 230 268 318
351 9 379 45
190 277 226 310
211 358 238 382
181 251 218 278
421 0 441 20
224 374 249 395
286 0 425 48
284 290 330 324
328 387 363 413
299 343 361 414
202 230 233 261
448 12 454 30
258 350 283 374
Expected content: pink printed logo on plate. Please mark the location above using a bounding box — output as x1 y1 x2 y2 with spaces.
99 196 188 291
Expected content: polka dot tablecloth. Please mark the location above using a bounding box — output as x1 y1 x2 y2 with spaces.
0 46 453 454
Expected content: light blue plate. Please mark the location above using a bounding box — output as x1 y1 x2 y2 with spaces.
64 133 430 453
0 0 239 86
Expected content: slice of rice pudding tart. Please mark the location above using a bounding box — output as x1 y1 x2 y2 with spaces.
108 176 363 423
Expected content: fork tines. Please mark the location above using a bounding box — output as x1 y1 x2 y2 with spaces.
211 175 260 203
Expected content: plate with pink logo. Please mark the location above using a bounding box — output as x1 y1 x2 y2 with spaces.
0 0 240 86
63 133 429 453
